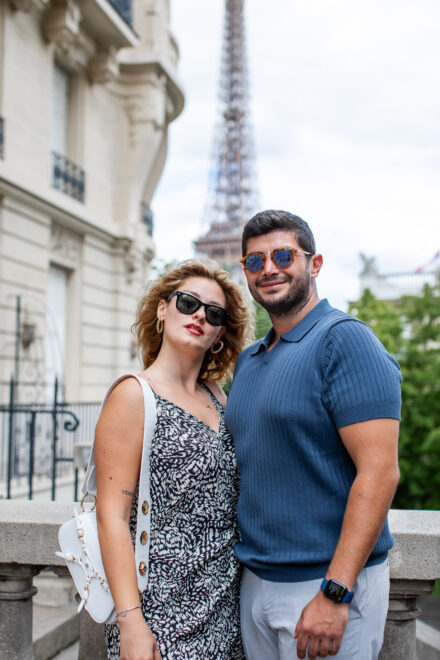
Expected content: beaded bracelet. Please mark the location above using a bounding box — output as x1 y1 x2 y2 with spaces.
117 605 141 618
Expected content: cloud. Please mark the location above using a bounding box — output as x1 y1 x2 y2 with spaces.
154 0 440 310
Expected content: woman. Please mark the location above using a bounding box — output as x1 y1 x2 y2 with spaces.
94 260 252 660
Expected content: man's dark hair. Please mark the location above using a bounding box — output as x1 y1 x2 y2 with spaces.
242 210 316 256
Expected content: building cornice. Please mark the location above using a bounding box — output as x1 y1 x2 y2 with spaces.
0 173 153 255
77 0 139 49
117 50 184 123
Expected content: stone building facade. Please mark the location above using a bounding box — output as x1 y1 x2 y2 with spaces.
359 253 439 302
0 0 184 402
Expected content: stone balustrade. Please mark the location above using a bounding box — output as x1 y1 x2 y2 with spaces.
0 502 439 659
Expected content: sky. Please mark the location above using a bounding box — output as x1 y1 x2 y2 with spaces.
152 0 440 310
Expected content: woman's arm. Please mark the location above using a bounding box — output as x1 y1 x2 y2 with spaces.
95 377 160 660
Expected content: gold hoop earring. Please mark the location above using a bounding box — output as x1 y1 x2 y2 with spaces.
210 340 224 355
156 319 163 334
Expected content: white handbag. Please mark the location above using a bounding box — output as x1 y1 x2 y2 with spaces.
56 375 157 624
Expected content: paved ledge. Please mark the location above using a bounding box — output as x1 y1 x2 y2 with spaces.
0 501 77 566
0 503 439 574
388 509 440 580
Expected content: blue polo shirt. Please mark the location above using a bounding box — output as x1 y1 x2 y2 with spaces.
225 299 402 582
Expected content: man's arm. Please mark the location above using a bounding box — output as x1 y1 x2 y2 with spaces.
294 417 400 659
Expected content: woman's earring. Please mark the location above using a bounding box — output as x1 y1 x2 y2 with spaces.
210 340 224 355
156 319 164 334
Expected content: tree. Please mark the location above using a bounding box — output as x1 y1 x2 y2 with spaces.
349 282 440 510
254 301 272 340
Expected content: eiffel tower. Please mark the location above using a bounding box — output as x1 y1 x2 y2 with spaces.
194 0 259 280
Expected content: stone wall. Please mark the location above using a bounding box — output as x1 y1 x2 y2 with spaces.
0 0 184 402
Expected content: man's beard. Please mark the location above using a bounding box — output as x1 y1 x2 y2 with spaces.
250 270 312 318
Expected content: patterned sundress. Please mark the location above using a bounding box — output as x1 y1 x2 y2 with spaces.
105 383 244 659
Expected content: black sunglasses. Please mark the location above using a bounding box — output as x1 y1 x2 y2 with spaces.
167 291 229 326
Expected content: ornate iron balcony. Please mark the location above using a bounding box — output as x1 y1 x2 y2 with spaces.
0 116 4 159
108 0 132 26
51 151 85 203
141 201 154 236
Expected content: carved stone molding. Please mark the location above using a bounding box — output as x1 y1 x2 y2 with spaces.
51 223 82 266
89 47 119 85
115 238 153 284
9 0 33 10
122 72 167 148
42 0 81 56
9 0 49 11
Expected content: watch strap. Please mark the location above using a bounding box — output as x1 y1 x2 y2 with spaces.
320 578 354 603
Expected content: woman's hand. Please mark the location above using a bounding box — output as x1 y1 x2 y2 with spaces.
118 610 161 660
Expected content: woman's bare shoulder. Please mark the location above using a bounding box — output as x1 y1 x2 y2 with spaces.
98 376 144 426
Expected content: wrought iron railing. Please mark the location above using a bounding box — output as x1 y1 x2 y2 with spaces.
141 201 154 236
108 0 132 26
0 116 4 159
0 378 100 501
51 151 85 202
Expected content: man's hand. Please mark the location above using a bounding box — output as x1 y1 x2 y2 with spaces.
293 591 348 659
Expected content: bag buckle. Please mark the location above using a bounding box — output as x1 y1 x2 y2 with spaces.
80 491 97 512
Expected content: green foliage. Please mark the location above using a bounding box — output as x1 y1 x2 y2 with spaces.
254 301 272 340
150 258 178 278
349 282 440 510
223 302 269 395
349 289 404 355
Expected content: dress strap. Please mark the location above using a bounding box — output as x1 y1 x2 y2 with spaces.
198 380 222 408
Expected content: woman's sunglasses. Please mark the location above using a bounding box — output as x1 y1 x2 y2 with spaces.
167 291 229 326
240 246 313 274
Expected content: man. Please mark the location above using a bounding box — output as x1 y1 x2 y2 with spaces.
225 210 401 660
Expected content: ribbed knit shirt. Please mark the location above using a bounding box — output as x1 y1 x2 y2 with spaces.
225 299 402 582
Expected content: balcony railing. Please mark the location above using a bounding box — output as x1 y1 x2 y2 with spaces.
51 151 85 203
0 507 438 659
141 201 154 237
0 116 4 159
108 0 132 26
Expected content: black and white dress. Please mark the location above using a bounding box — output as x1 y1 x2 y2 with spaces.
105 383 244 659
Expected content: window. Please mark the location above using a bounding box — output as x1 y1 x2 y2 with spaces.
52 63 70 156
45 264 68 400
51 63 85 202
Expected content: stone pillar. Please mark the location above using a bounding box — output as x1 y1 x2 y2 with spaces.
78 609 108 660
379 579 436 660
0 564 41 660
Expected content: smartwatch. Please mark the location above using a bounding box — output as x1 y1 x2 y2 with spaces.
320 578 354 604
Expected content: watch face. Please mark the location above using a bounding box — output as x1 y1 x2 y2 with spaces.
325 580 347 603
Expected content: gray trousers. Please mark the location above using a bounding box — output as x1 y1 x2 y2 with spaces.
240 561 389 659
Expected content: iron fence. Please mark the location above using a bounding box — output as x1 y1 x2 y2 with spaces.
51 151 85 202
108 0 132 26
0 378 100 501
141 201 154 236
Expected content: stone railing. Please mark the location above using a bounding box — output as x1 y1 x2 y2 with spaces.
0 503 439 659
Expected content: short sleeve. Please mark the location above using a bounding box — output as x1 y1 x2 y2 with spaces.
321 320 402 428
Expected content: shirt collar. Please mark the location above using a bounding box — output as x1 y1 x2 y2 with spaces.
281 299 334 342
250 327 275 355
250 299 334 354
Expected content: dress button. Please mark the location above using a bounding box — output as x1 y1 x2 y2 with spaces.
138 561 147 576
140 531 148 545
142 501 149 515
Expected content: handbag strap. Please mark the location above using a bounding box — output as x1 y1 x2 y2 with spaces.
82 374 157 594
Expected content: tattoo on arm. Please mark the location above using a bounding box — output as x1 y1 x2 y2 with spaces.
122 489 135 497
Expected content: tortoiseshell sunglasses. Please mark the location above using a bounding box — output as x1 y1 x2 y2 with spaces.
240 246 313 274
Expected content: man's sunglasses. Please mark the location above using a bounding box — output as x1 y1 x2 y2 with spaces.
240 246 313 274
167 291 229 326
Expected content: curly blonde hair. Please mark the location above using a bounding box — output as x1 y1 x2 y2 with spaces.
133 260 254 382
